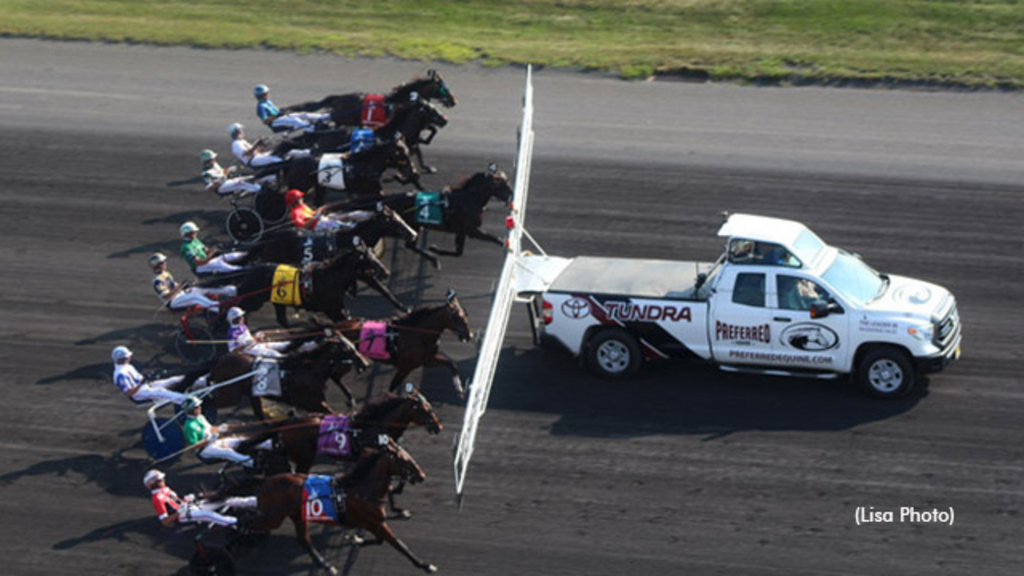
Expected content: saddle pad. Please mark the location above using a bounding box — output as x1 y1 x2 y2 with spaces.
361 94 387 128
349 128 375 154
270 264 302 306
415 191 444 226
251 358 282 397
302 475 341 523
300 234 336 265
316 415 353 458
358 321 390 360
318 153 347 190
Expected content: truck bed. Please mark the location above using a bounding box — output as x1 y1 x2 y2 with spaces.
548 256 713 300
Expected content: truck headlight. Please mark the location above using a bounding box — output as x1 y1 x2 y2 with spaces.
907 324 934 342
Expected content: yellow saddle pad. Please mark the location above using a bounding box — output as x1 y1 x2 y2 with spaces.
270 264 302 306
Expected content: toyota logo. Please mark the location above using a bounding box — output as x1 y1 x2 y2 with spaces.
561 297 590 319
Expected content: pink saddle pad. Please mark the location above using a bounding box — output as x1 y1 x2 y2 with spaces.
358 321 390 360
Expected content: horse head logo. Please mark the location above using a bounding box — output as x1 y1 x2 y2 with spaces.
781 323 839 351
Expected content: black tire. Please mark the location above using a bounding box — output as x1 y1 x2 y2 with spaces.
856 347 915 398
189 545 235 576
174 325 216 365
254 190 287 224
226 207 264 245
586 329 642 379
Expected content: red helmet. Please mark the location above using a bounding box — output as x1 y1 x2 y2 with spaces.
284 189 304 206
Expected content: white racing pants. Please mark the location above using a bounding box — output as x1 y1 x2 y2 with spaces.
196 252 247 275
199 437 273 467
271 112 331 133
180 496 258 527
216 178 262 196
130 375 188 405
168 286 237 313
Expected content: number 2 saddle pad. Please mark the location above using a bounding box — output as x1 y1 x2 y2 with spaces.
316 414 353 458
302 474 343 523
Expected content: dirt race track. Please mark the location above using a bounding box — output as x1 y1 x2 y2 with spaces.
0 39 1023 575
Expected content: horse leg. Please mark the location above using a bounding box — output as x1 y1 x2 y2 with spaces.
330 372 356 409
465 227 506 247
388 367 414 395
363 521 437 573
404 238 441 270
428 232 466 257
387 480 412 520
365 276 409 313
292 514 337 575
414 145 437 174
425 353 464 399
274 304 290 328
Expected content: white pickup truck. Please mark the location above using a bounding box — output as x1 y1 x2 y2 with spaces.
515 213 961 397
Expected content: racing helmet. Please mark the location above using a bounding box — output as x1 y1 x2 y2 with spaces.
148 252 167 268
181 395 203 412
179 221 200 238
143 469 166 488
284 189 304 206
228 122 244 137
227 307 245 323
199 149 217 162
253 84 270 98
111 345 133 362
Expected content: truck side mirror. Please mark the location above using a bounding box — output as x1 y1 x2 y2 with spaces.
695 272 707 290
809 301 830 319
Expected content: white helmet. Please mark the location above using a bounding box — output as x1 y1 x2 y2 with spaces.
253 84 270 98
228 122 244 137
179 221 200 238
199 149 217 162
111 345 132 362
181 395 203 412
143 469 165 488
148 252 167 268
227 307 245 323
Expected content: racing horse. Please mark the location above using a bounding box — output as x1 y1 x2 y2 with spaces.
277 136 421 206
228 440 436 574
203 245 407 327
203 335 370 416
274 97 449 174
286 69 457 128
333 290 473 398
244 204 421 267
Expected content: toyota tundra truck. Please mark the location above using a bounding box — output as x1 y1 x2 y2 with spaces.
516 213 961 397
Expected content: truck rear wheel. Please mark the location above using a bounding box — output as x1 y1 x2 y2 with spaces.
857 347 915 398
587 329 641 379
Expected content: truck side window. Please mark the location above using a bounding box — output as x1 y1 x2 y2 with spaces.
777 275 831 311
732 273 765 308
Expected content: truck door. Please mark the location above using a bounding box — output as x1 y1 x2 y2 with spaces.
709 269 774 365
770 273 849 371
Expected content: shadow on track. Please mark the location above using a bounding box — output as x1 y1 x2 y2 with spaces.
484 347 925 438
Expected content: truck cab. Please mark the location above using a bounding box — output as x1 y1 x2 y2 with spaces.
517 213 961 397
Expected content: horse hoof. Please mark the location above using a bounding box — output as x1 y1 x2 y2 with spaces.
425 166 438 174
432 258 441 270
348 533 365 546
328 565 339 576
425 564 438 573
392 509 413 520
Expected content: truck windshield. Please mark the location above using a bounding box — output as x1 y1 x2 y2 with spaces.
792 231 825 266
821 250 885 307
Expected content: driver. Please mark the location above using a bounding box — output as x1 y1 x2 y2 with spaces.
181 396 271 469
144 469 257 527
229 122 310 168
284 189 373 232
253 84 330 133
226 307 295 358
150 252 236 313
111 346 190 405
199 149 264 196
179 221 249 275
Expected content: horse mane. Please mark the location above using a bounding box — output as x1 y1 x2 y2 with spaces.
340 449 386 488
352 395 407 427
390 75 431 99
395 303 446 325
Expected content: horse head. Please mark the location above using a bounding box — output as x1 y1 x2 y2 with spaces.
394 383 443 434
444 289 473 342
399 69 456 108
383 438 427 485
335 239 391 283
326 332 370 373
416 98 449 129
484 163 513 204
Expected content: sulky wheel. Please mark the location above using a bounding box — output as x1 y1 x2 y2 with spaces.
225 207 264 245
254 190 288 224
143 417 185 462
189 544 235 576
174 324 216 365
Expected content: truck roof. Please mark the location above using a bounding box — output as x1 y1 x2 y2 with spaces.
717 213 813 249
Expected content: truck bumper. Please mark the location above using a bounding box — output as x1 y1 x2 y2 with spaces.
915 335 962 375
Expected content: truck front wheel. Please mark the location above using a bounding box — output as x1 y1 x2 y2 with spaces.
857 347 915 398
587 329 641 379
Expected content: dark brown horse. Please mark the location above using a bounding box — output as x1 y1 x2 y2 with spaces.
286 69 457 128
275 97 449 174
204 335 369 416
204 245 406 327
245 440 436 574
245 204 419 267
334 290 473 398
